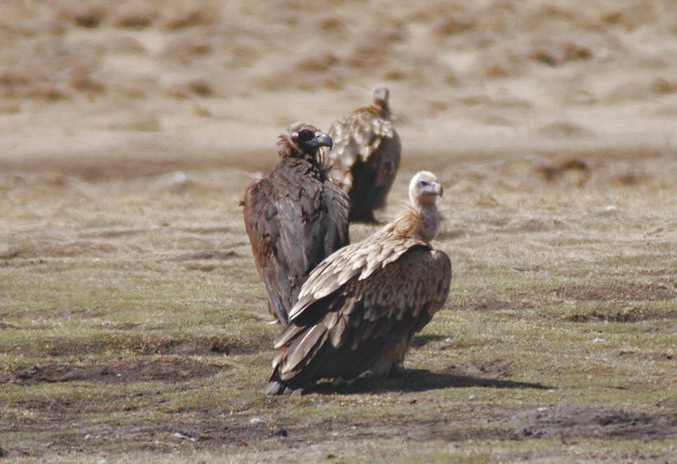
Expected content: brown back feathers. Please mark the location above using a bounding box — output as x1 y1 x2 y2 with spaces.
243 123 350 325
328 86 401 223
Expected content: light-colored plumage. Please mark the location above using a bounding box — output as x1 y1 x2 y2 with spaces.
328 85 401 223
266 171 451 394
243 123 350 325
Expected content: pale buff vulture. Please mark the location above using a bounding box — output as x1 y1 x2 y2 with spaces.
243 123 350 325
266 171 451 394
328 85 401 223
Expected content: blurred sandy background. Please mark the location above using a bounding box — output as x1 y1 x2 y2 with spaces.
1 0 676 172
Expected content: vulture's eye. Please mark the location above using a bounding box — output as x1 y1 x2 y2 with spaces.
419 180 429 187
297 130 314 141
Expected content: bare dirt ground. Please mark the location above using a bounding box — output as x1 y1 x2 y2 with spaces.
1 0 676 462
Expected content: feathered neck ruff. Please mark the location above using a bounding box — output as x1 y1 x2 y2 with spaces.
277 135 312 161
374 100 391 121
387 203 441 243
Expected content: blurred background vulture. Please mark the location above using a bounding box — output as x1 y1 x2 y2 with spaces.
328 85 401 223
243 123 350 325
266 171 451 395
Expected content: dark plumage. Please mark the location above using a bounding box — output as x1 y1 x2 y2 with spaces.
328 85 401 223
266 171 451 395
243 123 350 325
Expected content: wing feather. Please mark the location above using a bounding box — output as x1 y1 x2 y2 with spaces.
290 232 423 321
283 324 327 377
273 243 452 387
328 108 397 190
243 158 349 324
327 104 401 222
243 178 290 323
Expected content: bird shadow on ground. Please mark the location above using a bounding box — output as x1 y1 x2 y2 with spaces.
411 333 449 347
308 368 552 395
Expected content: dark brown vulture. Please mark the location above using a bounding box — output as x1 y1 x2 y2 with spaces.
243 123 350 325
266 171 451 395
328 85 401 223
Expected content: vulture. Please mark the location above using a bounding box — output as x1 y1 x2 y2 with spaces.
328 85 401 223
266 171 451 395
243 122 350 325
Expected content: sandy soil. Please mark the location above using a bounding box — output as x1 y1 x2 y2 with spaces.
1 0 676 165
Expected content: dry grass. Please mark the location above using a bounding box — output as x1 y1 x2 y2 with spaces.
1 148 675 463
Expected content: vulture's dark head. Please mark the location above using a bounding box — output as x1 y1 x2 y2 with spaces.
277 122 333 162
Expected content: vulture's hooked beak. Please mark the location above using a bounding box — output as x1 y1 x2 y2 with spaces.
423 181 443 200
306 132 333 150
